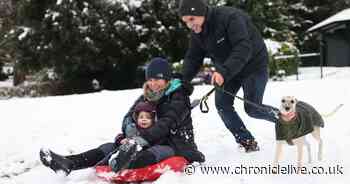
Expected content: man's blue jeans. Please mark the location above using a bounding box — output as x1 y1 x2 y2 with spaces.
215 68 278 143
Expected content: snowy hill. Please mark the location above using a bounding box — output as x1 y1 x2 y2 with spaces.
1 67 349 184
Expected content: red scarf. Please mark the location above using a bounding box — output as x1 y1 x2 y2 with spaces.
281 111 296 122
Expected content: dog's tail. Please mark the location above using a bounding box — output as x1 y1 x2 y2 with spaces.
321 104 344 118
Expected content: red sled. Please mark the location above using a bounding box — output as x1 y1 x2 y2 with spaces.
95 156 188 183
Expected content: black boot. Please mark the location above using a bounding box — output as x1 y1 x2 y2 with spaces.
239 139 260 153
40 148 105 175
39 148 73 176
109 143 138 172
66 148 106 170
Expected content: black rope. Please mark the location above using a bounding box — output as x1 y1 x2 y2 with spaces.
215 86 280 119
198 86 280 119
199 87 216 113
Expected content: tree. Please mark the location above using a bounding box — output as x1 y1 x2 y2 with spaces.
0 0 17 82
207 0 294 42
128 0 190 62
8 0 348 93
10 0 148 93
210 0 350 58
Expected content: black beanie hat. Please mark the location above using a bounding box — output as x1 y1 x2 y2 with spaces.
178 0 207 17
145 57 172 80
133 102 156 121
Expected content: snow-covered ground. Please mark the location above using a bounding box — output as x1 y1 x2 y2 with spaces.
1 67 349 184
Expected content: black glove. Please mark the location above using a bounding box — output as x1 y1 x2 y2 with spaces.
108 140 142 172
114 133 125 146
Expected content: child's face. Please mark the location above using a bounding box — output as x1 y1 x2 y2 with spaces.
137 111 153 129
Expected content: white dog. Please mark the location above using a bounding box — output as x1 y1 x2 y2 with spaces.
274 96 324 169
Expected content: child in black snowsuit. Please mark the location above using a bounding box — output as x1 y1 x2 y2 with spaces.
116 101 158 147
108 101 175 172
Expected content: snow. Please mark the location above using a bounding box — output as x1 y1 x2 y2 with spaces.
308 8 350 32
1 67 350 184
18 27 31 41
135 25 143 32
290 3 313 13
158 25 166 32
128 0 143 8
78 26 89 33
114 20 128 27
120 3 129 12
44 10 60 22
82 7 89 15
203 58 212 65
2 66 13 75
137 43 147 51
107 0 143 8
264 39 282 55
84 37 93 43
70 10 77 17
52 12 60 21
56 0 63 5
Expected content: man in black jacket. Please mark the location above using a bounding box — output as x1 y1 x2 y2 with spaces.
179 0 279 152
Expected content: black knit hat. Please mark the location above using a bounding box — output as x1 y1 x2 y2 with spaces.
133 102 156 121
145 57 172 80
134 102 156 115
178 0 207 17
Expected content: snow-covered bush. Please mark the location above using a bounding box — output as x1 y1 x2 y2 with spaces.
0 62 8 81
268 42 299 78
0 81 58 99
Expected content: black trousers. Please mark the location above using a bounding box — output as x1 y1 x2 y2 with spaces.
68 143 175 171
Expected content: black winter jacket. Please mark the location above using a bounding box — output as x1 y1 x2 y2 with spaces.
122 80 205 163
183 6 268 82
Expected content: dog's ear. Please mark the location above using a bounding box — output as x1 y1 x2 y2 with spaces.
293 97 298 104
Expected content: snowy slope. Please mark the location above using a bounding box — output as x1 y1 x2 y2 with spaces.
1 67 350 184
